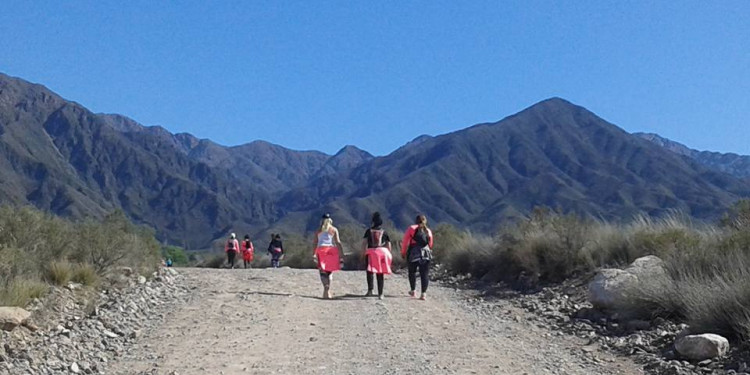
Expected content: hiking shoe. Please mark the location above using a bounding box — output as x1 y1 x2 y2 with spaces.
365 291 374 297
408 290 416 297
378 294 384 300
419 293 427 300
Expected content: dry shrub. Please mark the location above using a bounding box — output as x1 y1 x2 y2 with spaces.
44 261 73 285
71 263 99 286
0 205 160 306
199 253 226 268
0 279 48 307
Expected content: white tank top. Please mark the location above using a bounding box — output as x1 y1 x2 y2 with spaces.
317 230 334 247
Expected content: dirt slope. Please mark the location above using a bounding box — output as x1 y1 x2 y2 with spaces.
110 268 644 375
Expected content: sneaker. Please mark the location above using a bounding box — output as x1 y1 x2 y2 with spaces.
378 294 384 300
365 290 374 297
419 293 427 300
408 290 416 297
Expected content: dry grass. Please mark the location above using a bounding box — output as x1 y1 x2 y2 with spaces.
438 202 750 339
0 279 48 307
71 263 99 286
44 261 73 286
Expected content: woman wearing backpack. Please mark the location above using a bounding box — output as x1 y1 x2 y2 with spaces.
241 234 254 269
267 234 284 268
312 213 343 299
362 212 392 299
401 214 434 300
225 233 240 269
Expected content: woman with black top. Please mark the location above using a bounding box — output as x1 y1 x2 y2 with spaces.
362 212 392 299
267 233 284 268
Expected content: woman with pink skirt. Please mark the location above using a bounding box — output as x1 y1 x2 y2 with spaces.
312 213 342 299
362 212 392 300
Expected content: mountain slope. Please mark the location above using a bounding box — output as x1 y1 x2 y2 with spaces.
2 72 748 245
636 132 750 179
0 73 279 248
275 98 750 231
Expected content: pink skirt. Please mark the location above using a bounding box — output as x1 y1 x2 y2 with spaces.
315 246 341 272
365 247 392 275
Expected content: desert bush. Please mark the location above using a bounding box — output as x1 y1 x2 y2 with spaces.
198 253 227 268
71 210 160 275
0 205 161 307
71 263 99 286
721 199 750 231
0 279 48 307
44 261 73 285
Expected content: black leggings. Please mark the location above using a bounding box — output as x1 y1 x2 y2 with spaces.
366 272 384 295
320 271 331 287
408 261 430 293
227 251 236 267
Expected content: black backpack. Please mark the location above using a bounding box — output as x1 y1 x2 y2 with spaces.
227 239 236 251
413 227 430 248
408 227 432 263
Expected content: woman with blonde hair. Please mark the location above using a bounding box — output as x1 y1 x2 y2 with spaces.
401 214 434 300
312 213 343 299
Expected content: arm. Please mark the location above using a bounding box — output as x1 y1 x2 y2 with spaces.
312 232 319 255
224 241 229 252
401 226 413 258
235 240 240 251
333 228 343 249
249 241 254 253
428 229 434 249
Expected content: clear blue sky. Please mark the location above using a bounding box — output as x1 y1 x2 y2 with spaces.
1 1 748 156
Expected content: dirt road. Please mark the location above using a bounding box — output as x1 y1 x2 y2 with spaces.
110 268 644 375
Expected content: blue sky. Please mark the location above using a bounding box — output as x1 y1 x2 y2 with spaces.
1 1 748 156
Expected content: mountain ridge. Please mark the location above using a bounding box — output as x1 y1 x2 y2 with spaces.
1 72 748 248
635 132 750 179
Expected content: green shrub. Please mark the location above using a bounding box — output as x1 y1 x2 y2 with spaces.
0 205 160 305
44 261 73 285
162 245 189 266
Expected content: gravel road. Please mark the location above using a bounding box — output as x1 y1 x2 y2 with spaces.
110 267 644 375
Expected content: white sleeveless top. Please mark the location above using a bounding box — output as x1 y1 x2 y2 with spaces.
317 230 334 247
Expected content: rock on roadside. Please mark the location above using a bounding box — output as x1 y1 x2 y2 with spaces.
0 307 32 332
675 334 730 361
588 255 668 311
1 267 190 375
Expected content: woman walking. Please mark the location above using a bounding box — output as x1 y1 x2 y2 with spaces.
225 233 240 269
362 212 392 299
313 213 343 299
241 234 254 268
401 214 434 300
267 234 284 268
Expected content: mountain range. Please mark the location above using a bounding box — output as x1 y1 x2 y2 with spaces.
635 132 750 179
1 72 748 249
